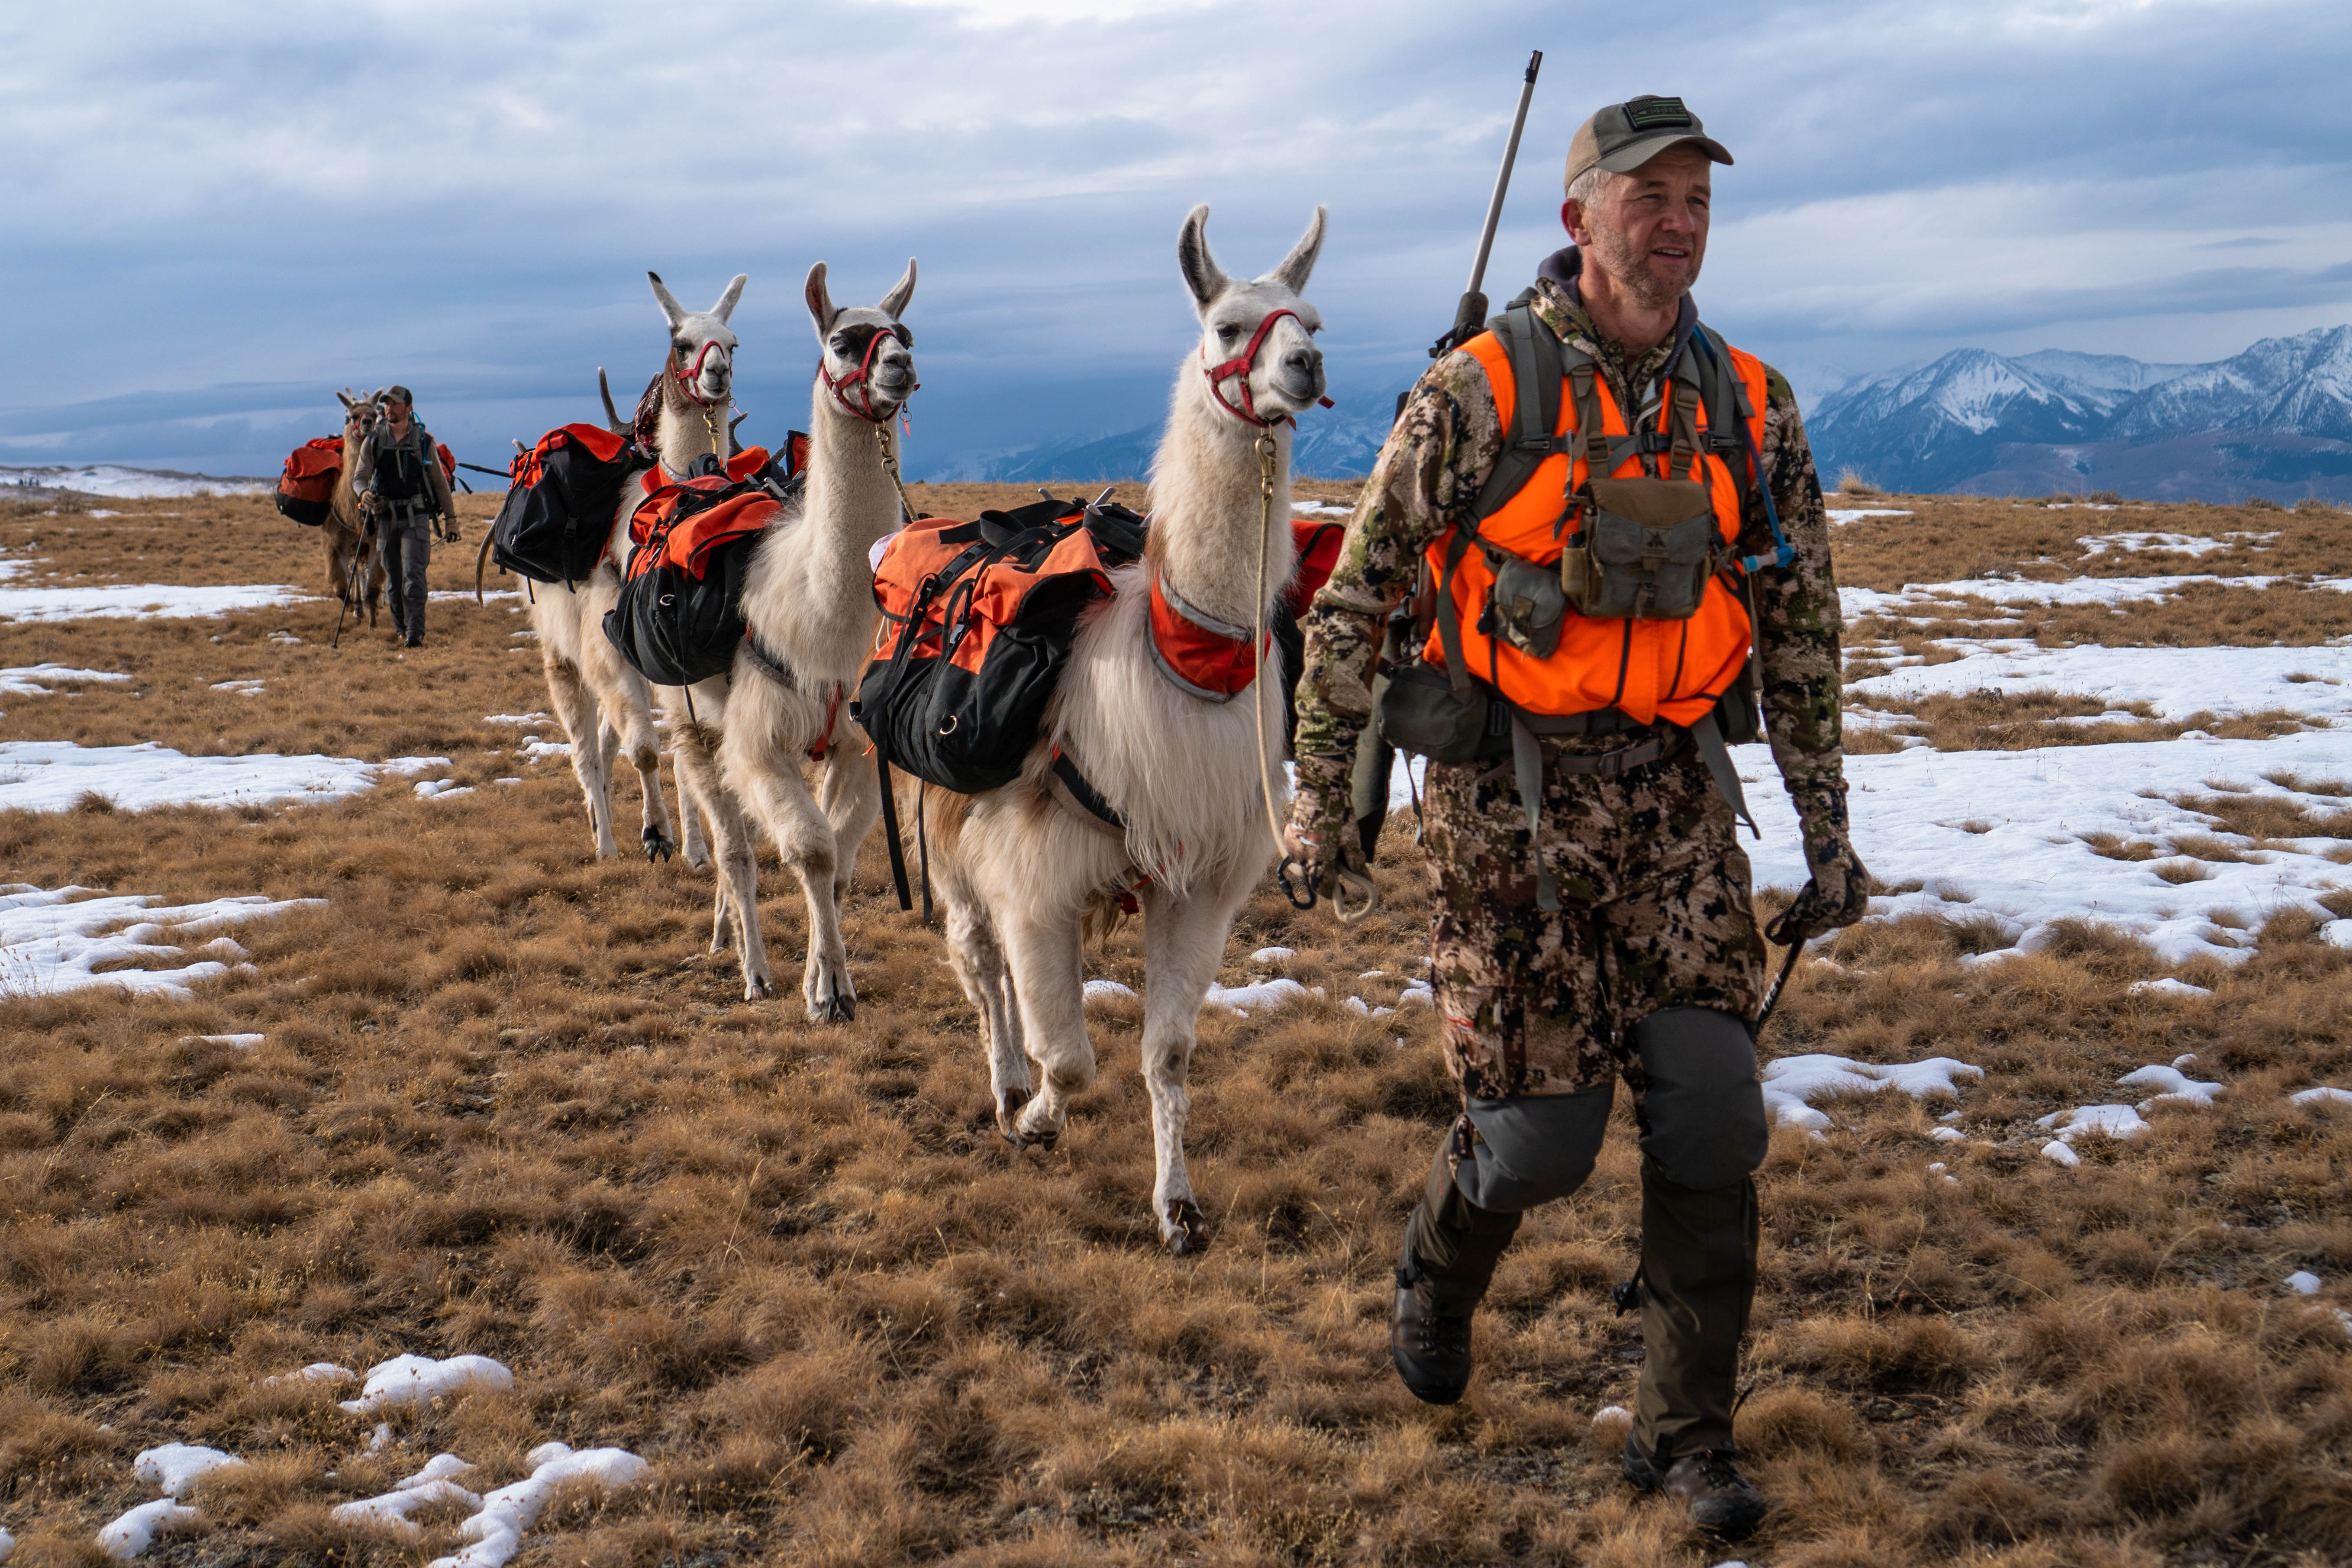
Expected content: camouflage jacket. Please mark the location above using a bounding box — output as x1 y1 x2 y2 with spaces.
1291 248 1850 852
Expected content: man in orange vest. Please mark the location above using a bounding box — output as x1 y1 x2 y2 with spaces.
1286 97 1870 1540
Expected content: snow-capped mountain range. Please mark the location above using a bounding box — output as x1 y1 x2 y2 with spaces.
1809 326 2352 500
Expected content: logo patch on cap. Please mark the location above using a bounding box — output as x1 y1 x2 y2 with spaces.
1622 96 1694 130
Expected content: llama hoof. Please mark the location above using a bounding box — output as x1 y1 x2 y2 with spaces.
744 975 776 1002
994 1086 1032 1142
808 990 857 1024
642 829 675 862
1162 1200 1211 1257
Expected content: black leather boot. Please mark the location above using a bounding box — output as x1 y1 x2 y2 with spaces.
1622 1436 1767 1539
1391 1249 1481 1404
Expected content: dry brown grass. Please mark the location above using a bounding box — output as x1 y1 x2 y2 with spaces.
1842 688 2316 755
3 495 2351 1565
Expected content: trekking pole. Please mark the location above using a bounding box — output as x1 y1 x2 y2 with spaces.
333 531 372 650
1755 903 1811 1034
1429 48 1542 360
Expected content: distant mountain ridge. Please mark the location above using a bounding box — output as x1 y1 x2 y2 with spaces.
935 376 1415 484
1810 326 2352 500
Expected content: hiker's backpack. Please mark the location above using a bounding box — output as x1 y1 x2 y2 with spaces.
856 495 1149 796
490 424 641 584
275 437 343 526
601 441 807 688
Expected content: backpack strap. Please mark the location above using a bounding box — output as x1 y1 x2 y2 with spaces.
1689 326 1794 573
1433 305 1578 700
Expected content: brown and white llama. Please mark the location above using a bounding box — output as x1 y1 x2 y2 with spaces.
910 206 1326 1254
526 271 737 863
639 261 919 1018
327 388 388 624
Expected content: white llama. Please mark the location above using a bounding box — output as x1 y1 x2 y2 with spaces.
526 271 739 863
911 206 1326 1254
640 261 918 1018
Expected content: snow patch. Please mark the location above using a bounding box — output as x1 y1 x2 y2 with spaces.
184 1032 264 1050
2129 978 2212 999
134 1445 245 1497
0 663 132 696
1081 978 1135 1003
2036 1104 2151 1144
3 884 321 999
1737 729 2352 968
2290 1086 2352 1108
337 1354 514 1415
2285 1270 2322 1295
1202 978 1311 1014
1249 945 1296 965
0 740 445 813
1843 642 2352 724
427 1443 651 1568
415 779 475 800
95 1499 199 1559
1758 1054 1983 1131
2118 1063 2223 1109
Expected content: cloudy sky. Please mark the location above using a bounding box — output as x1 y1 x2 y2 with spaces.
4 0 2348 478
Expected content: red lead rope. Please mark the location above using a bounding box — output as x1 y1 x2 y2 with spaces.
1200 307 1336 429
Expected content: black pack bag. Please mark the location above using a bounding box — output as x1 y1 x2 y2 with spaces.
606 537 760 688
856 496 1147 795
491 423 639 584
602 471 785 688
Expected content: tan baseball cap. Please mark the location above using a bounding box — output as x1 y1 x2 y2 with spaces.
1565 96 1733 191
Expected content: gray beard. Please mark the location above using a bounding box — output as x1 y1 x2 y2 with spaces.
1589 218 1698 313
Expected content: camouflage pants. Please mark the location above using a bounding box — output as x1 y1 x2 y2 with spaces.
1420 741 1766 1109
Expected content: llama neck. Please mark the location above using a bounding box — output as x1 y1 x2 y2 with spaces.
1145 365 1295 629
750 380 904 674
655 381 724 477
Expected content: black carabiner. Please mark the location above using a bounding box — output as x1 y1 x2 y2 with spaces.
1276 856 1320 911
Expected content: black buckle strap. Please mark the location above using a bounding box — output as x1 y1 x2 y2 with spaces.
1050 749 1126 831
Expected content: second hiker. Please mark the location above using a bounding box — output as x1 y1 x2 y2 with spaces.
353 385 458 648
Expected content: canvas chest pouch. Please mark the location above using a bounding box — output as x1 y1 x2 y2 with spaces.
1562 474 1718 620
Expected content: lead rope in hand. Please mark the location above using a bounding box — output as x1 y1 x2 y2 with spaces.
1254 430 1376 924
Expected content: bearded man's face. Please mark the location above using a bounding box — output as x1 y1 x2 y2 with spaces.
1572 145 1712 311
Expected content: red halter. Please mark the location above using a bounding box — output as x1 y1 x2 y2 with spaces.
671 339 731 407
1201 307 1336 429
819 325 919 425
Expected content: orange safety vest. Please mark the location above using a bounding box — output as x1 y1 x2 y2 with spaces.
1423 319 1773 728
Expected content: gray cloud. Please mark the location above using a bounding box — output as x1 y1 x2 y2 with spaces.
3 0 2346 474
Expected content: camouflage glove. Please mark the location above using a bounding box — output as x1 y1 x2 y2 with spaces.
1280 782 1376 920
1781 784 1871 934
1282 781 1353 880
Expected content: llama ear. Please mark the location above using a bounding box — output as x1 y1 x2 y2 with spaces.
878 258 917 321
648 271 688 330
1266 206 1327 294
1177 204 1226 313
805 262 838 337
712 274 747 324
337 389 355 410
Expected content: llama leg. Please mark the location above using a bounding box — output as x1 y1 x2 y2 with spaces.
815 745 881 912
941 890 1029 1138
998 911 1092 1152
543 656 619 858
675 761 711 870
1135 882 1243 1255
676 726 771 999
586 649 677 863
721 729 855 1023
